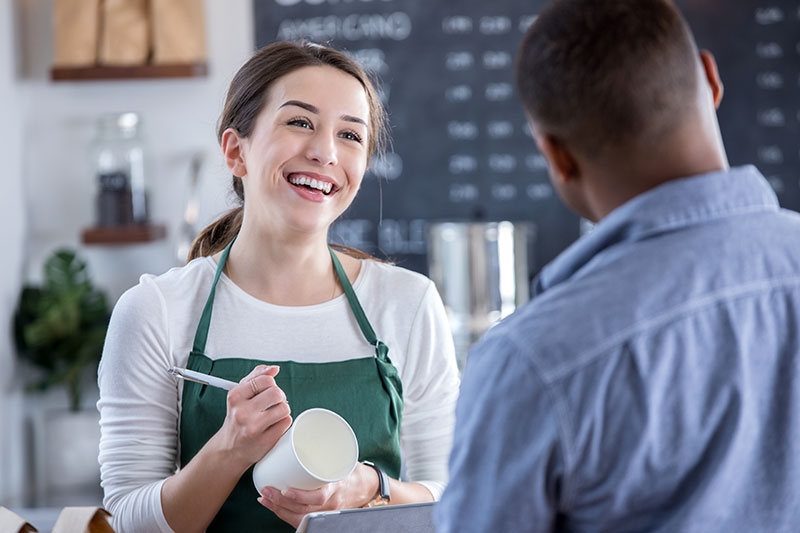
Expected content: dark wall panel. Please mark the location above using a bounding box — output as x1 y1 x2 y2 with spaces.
253 0 800 276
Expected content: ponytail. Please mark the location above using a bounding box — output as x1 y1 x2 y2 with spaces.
187 206 243 262
186 171 244 262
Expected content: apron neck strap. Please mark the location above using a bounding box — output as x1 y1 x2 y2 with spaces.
191 238 384 355
329 246 380 348
192 236 236 354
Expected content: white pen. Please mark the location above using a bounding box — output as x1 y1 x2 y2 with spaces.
168 366 238 391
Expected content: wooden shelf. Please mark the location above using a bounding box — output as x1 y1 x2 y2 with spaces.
81 224 167 244
51 62 208 81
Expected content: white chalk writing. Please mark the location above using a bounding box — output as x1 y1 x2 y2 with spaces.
449 183 479 202
442 16 472 34
487 121 513 139
485 82 513 101
449 155 478 174
448 121 479 140
479 16 511 35
488 154 517 173
277 12 412 41
445 85 472 102
757 108 786 127
491 183 517 200
527 183 553 200
446 51 474 70
755 7 784 24
758 145 784 164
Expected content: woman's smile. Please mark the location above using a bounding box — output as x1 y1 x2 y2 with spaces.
285 170 340 203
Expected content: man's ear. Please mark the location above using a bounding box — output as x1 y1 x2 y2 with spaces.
535 132 580 184
221 128 247 178
699 49 723 109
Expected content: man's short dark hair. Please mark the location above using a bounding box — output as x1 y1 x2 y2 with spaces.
516 0 700 156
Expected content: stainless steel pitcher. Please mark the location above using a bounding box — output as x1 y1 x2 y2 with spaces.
427 221 535 370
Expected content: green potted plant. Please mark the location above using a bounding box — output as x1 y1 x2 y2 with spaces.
13 248 112 500
13 248 111 411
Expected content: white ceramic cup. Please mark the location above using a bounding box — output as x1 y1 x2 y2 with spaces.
252 408 359 493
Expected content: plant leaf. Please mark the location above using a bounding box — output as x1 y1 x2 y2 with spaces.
14 248 111 402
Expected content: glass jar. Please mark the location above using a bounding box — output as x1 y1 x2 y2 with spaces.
89 112 149 227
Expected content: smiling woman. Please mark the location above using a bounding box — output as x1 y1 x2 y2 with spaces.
222 65 371 244
189 42 388 262
96 41 460 533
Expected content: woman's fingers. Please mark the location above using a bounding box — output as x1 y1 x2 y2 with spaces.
218 364 292 462
268 483 335 513
262 490 316 515
257 413 292 450
257 495 305 529
229 365 280 402
257 402 292 437
241 364 280 381
258 486 331 526
253 382 287 411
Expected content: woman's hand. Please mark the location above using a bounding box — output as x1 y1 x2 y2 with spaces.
213 364 293 472
257 462 380 528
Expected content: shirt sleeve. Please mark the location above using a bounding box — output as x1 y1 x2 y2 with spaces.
398 281 461 500
97 277 177 533
435 334 568 532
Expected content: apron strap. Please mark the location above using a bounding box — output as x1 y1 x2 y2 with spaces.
193 240 385 356
192 237 236 354
329 247 401 424
329 247 380 347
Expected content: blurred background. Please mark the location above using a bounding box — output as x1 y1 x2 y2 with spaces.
1 0 253 515
1 0 798 526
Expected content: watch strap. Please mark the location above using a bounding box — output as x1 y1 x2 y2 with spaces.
363 461 390 504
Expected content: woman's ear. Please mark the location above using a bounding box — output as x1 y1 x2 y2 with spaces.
221 128 248 178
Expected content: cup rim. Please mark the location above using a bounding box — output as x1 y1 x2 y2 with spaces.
290 408 359 483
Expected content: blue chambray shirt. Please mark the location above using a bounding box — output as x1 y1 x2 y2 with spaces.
436 166 800 532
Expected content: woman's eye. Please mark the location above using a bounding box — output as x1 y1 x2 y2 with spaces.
288 117 312 129
340 130 363 143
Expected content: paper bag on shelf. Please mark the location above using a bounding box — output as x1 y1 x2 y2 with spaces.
52 0 100 67
151 0 207 64
0 507 37 532
52 507 114 533
99 0 150 66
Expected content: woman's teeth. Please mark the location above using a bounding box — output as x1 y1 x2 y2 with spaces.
289 175 333 194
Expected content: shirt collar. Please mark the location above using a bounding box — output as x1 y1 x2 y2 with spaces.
534 165 779 295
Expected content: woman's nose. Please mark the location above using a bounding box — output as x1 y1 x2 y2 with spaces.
305 131 338 167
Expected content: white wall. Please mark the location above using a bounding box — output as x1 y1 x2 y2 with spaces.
0 0 29 507
1 0 255 505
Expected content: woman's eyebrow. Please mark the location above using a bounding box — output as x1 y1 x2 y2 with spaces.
280 99 318 114
280 100 366 127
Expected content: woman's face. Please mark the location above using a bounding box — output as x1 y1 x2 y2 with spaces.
234 65 371 238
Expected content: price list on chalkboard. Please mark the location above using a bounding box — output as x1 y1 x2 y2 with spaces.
746 3 800 200
254 0 800 276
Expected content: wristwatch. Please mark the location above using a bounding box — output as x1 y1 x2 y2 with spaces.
362 461 390 507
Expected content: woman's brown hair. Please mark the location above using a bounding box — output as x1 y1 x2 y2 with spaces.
187 41 389 261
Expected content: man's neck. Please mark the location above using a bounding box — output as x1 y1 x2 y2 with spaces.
586 123 729 221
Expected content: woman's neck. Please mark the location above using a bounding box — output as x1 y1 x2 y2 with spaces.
220 224 357 306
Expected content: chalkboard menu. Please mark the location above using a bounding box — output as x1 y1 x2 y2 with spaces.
254 0 800 276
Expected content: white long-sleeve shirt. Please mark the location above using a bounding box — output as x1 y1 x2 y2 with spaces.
97 256 460 532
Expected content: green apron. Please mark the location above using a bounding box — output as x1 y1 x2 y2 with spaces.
179 239 404 532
